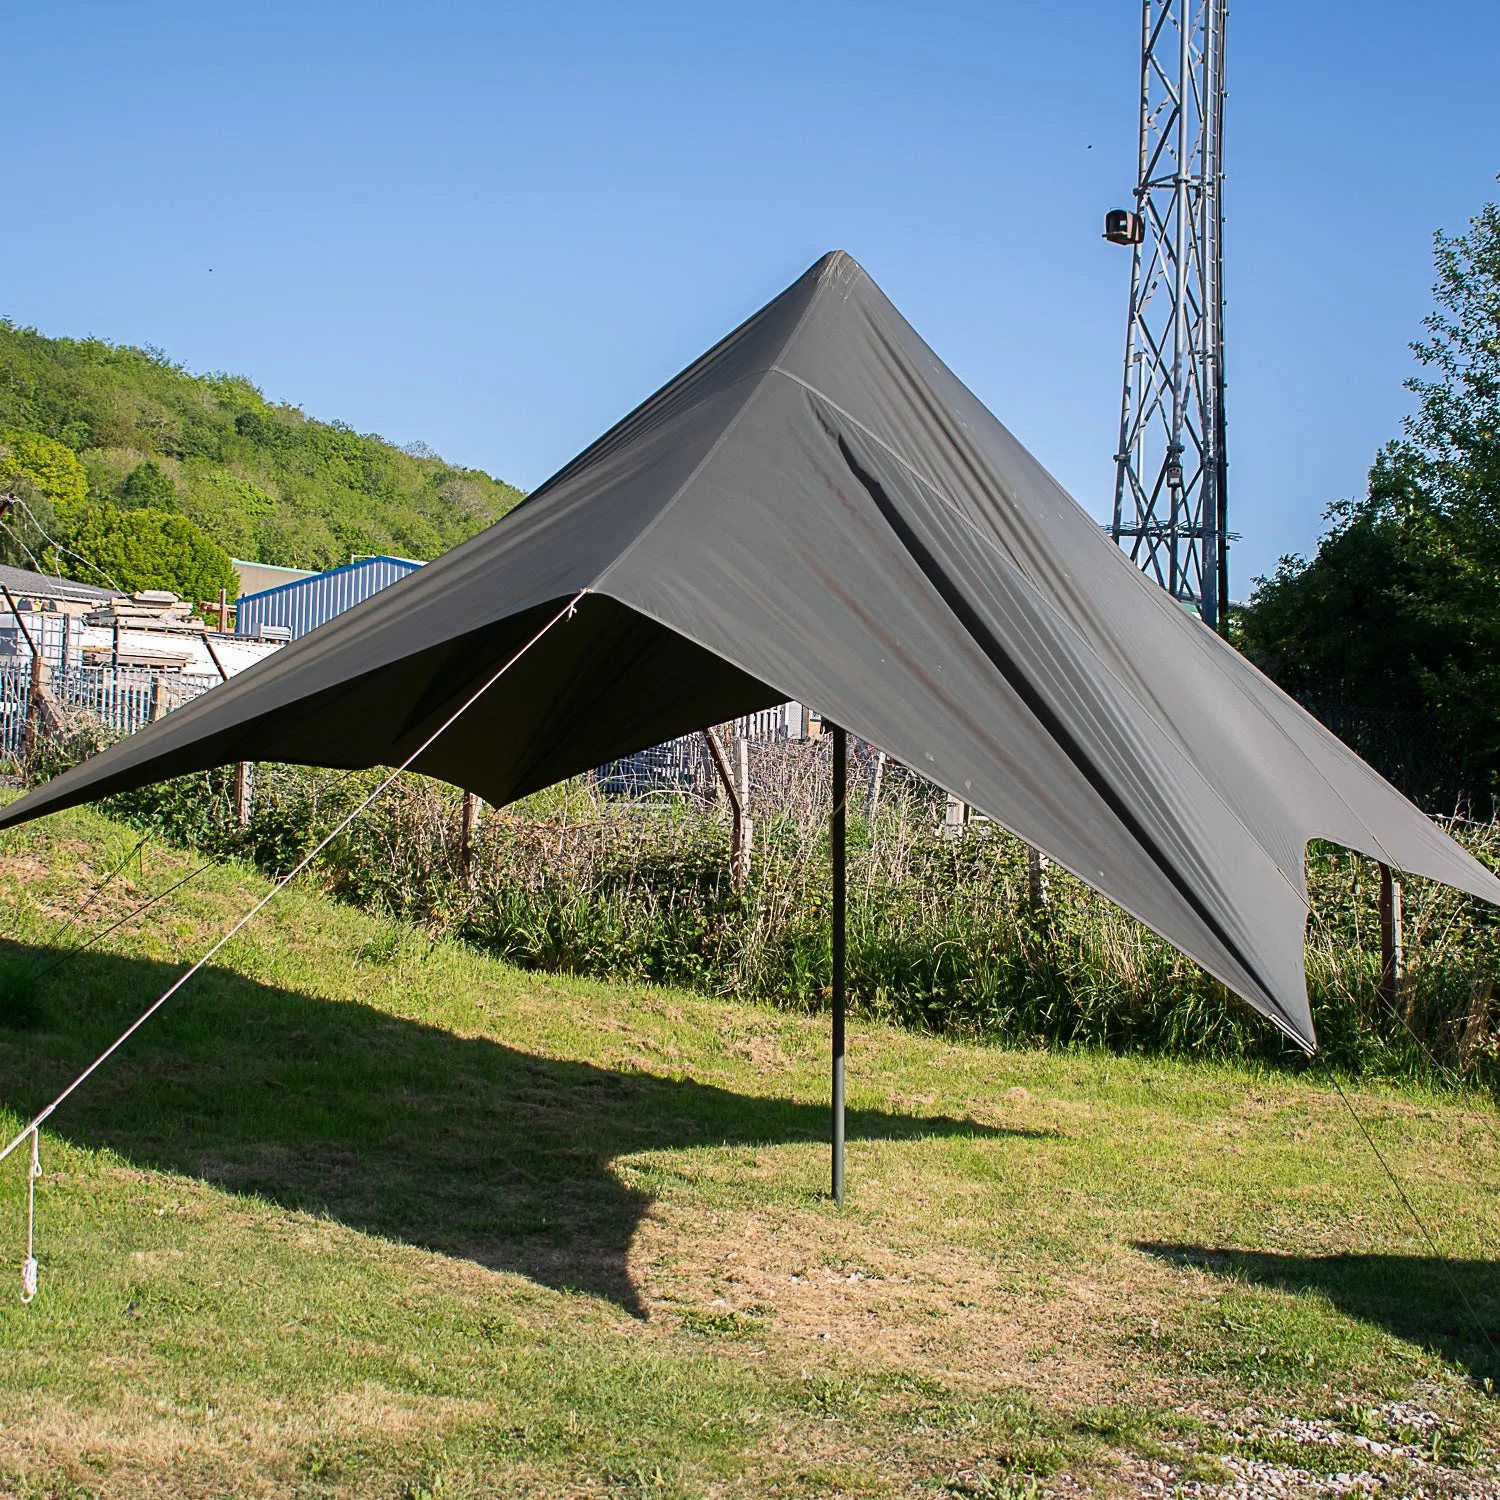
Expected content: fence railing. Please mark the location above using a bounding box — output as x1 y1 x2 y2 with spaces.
10 649 1472 834
595 708 832 802
55 664 220 738
0 654 221 763
1298 696 1473 818
2 638 828 800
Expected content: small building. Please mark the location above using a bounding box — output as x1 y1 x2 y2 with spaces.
80 591 280 677
234 555 424 641
739 702 820 741
0 566 280 680
0 562 121 617
231 558 316 598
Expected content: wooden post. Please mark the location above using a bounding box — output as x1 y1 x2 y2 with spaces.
944 792 967 837
702 727 750 887
460 791 482 890
866 748 886 825
736 731 753 883
831 723 847 1207
234 761 253 827
24 647 44 761
1027 845 1050 913
1378 862 1403 1009
218 587 229 634
149 674 168 723
198 634 251 820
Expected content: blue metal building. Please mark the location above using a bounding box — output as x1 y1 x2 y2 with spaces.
234 556 424 641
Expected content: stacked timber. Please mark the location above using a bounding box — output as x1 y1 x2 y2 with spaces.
82 591 206 633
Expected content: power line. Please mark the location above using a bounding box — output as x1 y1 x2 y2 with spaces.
8 495 124 595
0 514 56 583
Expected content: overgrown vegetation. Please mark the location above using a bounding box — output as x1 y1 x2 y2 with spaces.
0 806 1495 1498
0 322 525 597
98 749 1500 1088
1243 184 1500 808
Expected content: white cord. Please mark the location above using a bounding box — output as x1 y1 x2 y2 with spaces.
1 588 588 1296
20 1129 38 1303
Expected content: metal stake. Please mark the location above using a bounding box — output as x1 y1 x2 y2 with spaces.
831 723 846 1207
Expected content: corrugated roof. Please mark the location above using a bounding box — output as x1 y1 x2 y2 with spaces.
235 555 424 640
0 563 121 604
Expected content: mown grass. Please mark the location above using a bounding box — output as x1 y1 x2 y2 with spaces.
0 805 1497 1497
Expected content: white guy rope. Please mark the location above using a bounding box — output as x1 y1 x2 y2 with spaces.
20 1129 38 1303
2 588 588 1295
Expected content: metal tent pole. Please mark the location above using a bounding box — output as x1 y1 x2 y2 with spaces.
831 723 847 1206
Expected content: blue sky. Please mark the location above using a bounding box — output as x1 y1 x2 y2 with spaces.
2 1 1497 594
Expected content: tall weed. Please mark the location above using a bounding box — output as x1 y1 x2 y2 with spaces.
94 745 1500 1087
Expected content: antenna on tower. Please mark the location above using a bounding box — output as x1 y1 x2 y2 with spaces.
1106 0 1228 634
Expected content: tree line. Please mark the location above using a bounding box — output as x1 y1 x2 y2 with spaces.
0 325 524 601
1241 183 1500 814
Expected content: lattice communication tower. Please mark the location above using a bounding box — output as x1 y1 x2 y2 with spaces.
1107 0 1228 632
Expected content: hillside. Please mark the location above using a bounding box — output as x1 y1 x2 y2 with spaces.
0 319 525 592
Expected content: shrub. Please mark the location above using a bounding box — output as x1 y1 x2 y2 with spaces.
95 751 1500 1088
1 429 88 511
120 459 178 509
67 503 237 599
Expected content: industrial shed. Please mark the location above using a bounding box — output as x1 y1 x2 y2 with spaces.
235 555 424 641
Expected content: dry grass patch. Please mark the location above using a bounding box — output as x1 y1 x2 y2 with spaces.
628 1200 1189 1409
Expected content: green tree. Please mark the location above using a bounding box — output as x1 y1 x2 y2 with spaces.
1242 187 1500 800
179 467 276 559
121 459 179 509
1 430 88 512
66 505 238 601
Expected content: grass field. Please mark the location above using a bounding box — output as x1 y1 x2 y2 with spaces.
0 807 1497 1498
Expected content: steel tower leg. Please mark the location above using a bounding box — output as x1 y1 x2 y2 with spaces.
1109 0 1229 634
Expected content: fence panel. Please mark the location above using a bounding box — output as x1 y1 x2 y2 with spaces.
0 663 28 762
0 646 222 768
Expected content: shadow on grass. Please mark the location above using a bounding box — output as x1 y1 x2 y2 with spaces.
0 939 1016 1316
1138 1241 1500 1386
